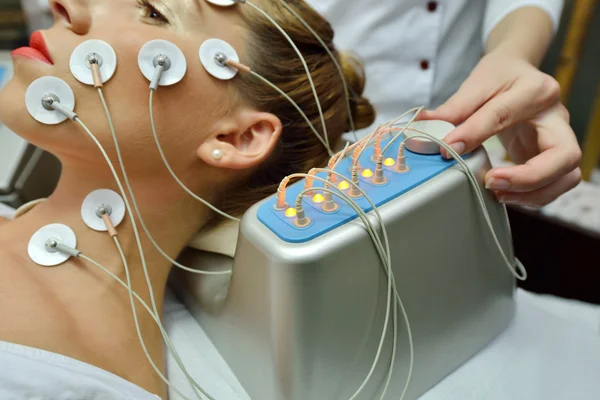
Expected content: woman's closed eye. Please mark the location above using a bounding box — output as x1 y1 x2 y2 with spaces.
137 0 169 25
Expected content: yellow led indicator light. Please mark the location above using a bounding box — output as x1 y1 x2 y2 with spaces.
362 169 374 178
384 158 396 167
313 194 325 204
285 208 297 218
338 181 350 190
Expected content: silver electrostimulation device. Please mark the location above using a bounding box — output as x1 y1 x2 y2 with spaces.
172 146 516 400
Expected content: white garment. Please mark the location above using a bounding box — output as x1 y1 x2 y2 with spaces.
0 341 161 400
305 0 564 136
0 202 15 220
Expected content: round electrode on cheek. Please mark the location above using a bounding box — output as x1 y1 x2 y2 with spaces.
204 0 237 6
404 120 456 155
138 40 187 86
199 39 240 81
28 224 77 267
81 189 126 232
70 40 118 86
25 77 76 125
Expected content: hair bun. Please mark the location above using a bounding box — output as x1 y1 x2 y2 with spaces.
338 51 376 130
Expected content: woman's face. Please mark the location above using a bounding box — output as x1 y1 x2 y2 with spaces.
0 0 264 177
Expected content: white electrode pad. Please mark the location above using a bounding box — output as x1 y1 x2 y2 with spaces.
138 40 187 86
81 189 126 232
70 40 118 86
28 224 77 267
200 39 240 81
25 77 75 125
205 0 237 6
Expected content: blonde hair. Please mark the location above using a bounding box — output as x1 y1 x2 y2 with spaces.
219 0 375 217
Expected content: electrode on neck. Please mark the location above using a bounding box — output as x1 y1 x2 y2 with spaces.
28 224 78 266
81 189 126 232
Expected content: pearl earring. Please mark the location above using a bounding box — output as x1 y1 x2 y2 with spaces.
212 149 223 161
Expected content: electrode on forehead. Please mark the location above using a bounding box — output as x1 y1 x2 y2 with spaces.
200 39 240 80
81 189 126 232
25 77 76 125
138 40 187 86
28 224 77 266
403 120 456 155
70 40 118 86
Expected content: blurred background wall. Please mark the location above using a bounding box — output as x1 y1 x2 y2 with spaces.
543 0 600 146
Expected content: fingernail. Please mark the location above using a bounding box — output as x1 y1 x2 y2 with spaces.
443 142 465 159
450 142 465 155
486 178 511 190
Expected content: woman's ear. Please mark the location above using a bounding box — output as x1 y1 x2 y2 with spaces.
197 110 282 170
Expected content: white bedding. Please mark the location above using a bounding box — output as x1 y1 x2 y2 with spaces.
163 289 600 400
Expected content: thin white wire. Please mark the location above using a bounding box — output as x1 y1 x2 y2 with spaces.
380 107 424 155
148 90 240 223
250 71 333 156
350 106 423 170
74 117 212 400
381 290 398 400
289 160 410 398
352 125 385 169
277 0 358 142
97 87 224 395
293 178 412 400
384 107 423 134
150 89 240 222
245 1 331 151
79 250 208 400
295 185 395 400
332 142 350 170
353 106 421 162
97 88 230 277
387 127 527 281
313 168 412 400
114 237 210 400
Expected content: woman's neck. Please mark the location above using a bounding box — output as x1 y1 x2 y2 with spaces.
2 160 210 308
0 161 213 397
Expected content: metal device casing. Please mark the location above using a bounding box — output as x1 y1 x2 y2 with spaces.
181 148 516 400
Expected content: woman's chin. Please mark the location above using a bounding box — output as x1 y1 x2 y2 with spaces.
0 91 57 154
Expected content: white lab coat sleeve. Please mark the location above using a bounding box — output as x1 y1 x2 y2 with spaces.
483 0 565 45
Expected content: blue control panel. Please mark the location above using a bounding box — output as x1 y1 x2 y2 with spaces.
257 134 460 243
0 66 5 84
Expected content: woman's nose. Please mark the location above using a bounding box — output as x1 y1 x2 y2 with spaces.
49 0 91 35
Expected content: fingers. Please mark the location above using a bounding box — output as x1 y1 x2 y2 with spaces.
485 104 581 192
441 78 560 159
494 167 582 207
418 77 493 125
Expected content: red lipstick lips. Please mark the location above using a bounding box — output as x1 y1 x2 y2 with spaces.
11 31 54 65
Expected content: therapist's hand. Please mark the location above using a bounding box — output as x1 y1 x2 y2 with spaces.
419 51 582 208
